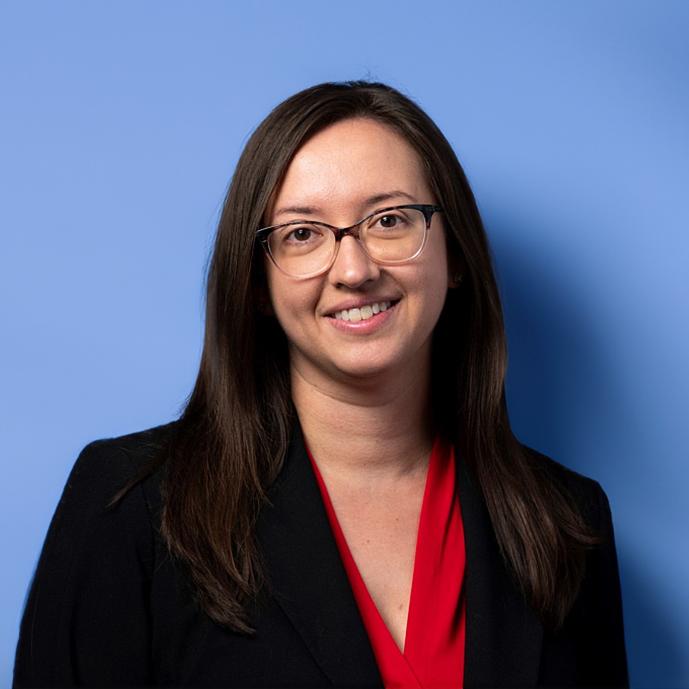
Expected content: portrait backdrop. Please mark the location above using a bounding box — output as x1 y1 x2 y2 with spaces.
1 2 687 687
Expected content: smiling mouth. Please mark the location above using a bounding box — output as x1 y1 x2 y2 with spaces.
328 299 401 322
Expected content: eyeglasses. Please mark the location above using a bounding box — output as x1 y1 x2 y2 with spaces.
256 204 443 279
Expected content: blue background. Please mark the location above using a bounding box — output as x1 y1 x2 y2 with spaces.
1 2 687 687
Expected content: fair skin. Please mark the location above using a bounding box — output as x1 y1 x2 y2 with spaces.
264 117 453 653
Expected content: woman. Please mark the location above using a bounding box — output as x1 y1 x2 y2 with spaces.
14 80 629 688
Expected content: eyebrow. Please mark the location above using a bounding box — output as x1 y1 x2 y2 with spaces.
273 190 418 219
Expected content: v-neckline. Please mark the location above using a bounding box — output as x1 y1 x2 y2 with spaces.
259 422 541 689
306 437 440 659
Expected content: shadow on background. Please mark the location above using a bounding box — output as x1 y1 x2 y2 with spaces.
621 557 688 689
490 216 686 688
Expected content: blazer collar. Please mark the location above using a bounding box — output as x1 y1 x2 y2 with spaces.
257 423 543 688
257 424 383 687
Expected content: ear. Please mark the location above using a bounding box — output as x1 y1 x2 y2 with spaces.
448 272 463 289
257 285 274 317
446 252 465 289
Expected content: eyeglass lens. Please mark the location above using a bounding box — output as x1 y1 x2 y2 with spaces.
267 207 427 277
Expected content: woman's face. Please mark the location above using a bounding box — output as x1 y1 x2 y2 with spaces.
263 117 451 387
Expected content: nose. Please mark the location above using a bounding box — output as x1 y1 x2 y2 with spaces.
327 235 380 289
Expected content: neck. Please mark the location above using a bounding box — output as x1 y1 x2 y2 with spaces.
290 355 434 486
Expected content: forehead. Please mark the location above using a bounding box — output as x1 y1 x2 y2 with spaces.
267 118 431 222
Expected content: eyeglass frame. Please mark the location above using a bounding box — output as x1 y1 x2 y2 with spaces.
255 203 443 279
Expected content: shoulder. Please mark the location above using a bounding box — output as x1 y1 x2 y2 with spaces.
41 421 180 571
63 421 178 510
519 448 629 685
71 420 178 483
519 443 612 531
25 421 181 604
15 422 181 686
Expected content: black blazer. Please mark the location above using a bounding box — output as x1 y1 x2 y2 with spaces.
14 421 629 688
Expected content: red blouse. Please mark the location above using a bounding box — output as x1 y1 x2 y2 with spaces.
307 437 467 689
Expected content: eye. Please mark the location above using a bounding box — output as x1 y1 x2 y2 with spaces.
273 223 328 253
368 209 413 233
378 214 402 228
278 224 326 244
286 227 315 242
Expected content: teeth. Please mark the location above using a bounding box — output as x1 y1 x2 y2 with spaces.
333 301 392 322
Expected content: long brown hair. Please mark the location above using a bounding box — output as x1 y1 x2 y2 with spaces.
114 80 600 633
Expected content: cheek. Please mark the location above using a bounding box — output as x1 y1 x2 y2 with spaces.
266 271 321 336
417 239 450 310
424 276 450 330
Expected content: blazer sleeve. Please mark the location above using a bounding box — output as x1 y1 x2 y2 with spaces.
13 440 155 688
577 481 630 688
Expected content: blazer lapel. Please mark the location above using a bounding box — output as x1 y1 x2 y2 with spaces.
256 423 383 688
257 423 543 688
457 454 543 688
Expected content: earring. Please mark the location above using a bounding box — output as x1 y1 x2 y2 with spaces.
451 273 463 287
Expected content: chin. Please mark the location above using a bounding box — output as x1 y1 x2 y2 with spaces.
291 345 411 386
330 356 404 382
